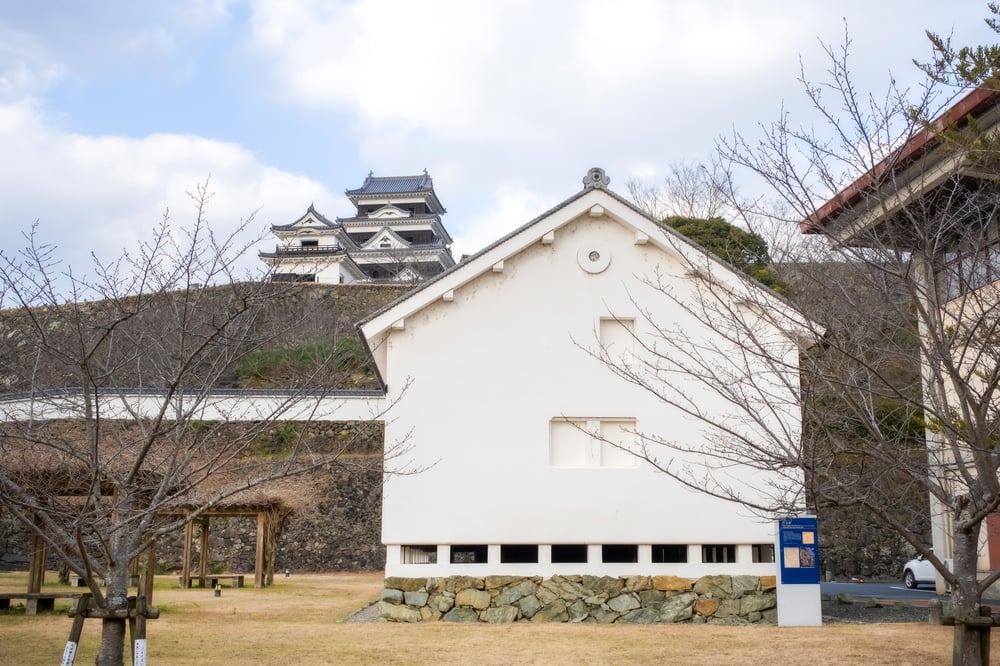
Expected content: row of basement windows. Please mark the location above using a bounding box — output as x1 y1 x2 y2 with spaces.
401 544 775 565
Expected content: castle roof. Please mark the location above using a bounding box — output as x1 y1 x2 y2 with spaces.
346 171 446 213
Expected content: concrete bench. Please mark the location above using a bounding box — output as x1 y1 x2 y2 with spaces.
178 574 245 589
0 592 81 615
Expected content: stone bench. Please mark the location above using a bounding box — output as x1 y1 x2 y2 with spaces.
178 574 245 589
0 592 81 615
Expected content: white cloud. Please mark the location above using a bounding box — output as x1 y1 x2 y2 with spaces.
0 100 332 279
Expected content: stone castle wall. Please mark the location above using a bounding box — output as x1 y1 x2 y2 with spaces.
379 574 777 625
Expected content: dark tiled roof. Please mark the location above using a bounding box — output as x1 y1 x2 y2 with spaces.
347 173 434 196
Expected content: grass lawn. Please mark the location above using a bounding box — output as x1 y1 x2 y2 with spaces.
0 570 987 664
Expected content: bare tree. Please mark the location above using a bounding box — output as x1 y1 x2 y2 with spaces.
0 183 402 665
625 160 729 221
597 24 1000 665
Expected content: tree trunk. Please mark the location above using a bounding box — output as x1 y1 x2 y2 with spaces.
952 525 989 666
96 616 126 666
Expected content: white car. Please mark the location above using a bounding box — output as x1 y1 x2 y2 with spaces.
903 554 937 589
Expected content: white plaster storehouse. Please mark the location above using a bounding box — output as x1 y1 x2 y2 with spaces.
361 169 809 587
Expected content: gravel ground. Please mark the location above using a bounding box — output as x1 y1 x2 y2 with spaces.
347 600 931 624
821 599 930 624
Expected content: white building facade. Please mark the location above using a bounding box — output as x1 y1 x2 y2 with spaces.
361 169 807 580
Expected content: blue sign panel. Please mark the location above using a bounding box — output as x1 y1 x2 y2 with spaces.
778 516 820 584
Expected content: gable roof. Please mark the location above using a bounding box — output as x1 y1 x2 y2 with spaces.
359 169 812 385
270 204 339 232
802 87 1000 235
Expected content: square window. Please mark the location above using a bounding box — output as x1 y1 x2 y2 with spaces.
401 545 437 564
551 544 588 563
701 545 736 564
652 544 688 563
500 545 538 563
752 544 775 563
602 544 638 563
450 544 487 564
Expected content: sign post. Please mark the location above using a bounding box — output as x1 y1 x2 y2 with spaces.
775 515 822 626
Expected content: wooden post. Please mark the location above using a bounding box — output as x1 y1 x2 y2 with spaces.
142 542 156 605
61 594 91 666
264 511 275 586
254 512 265 589
180 518 194 588
28 533 46 593
197 518 210 580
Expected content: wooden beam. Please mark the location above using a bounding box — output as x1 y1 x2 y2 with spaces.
142 542 156 605
27 533 46 594
197 518 210 578
180 519 194 589
254 512 265 589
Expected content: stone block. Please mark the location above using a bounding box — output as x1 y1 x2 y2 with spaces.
517 594 542 619
637 590 666 607
580 575 624 596
404 591 429 607
494 579 539 606
659 592 696 623
732 575 758 598
567 599 589 622
618 607 660 624
607 593 641 613
715 598 741 618
530 599 569 623
431 594 454 613
443 607 480 623
740 593 776 615
384 577 426 593
420 606 441 622
625 576 652 592
693 575 733 598
761 608 778 624
456 588 491 609
425 577 446 593
380 588 404 605
379 601 421 622
485 575 524 589
652 576 691 592
447 576 485 593
590 607 621 624
759 575 777 592
481 605 519 623
694 598 719 617
747 611 762 623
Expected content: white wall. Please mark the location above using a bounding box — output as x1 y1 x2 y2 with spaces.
379 210 800 577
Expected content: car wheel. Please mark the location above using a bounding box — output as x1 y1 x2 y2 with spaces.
904 569 917 589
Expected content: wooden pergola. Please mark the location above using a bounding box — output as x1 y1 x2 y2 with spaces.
168 503 283 589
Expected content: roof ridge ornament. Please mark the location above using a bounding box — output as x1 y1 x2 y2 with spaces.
583 167 610 190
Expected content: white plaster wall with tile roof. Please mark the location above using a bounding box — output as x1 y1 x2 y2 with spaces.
369 185 804 578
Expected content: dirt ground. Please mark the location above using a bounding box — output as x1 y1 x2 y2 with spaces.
0 571 989 665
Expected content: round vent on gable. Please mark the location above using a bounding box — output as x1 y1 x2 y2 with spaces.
578 243 611 273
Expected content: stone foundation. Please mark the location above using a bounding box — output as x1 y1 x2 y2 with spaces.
379 574 777 624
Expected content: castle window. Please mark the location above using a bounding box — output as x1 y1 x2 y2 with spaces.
301 239 318 247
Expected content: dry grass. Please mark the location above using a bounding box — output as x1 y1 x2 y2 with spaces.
0 571 989 665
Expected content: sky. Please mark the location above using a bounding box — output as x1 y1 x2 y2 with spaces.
1 1 997 282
